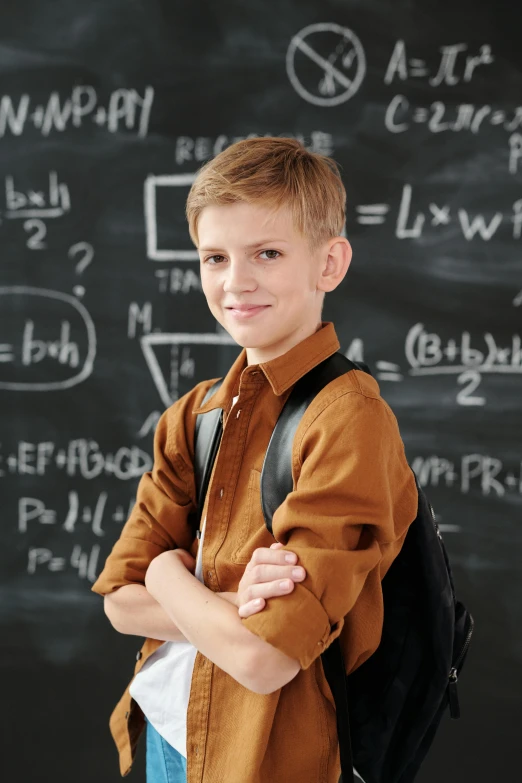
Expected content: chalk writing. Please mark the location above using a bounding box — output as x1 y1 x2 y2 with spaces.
174 131 334 164
0 86 154 138
0 286 96 390
19 493 136 536
384 41 494 86
412 454 522 496
27 544 101 582
0 440 152 479
355 185 522 241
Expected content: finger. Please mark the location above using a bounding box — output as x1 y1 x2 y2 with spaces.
264 566 306 585
246 562 305 589
237 575 300 611
271 542 296 562
251 578 296 603
238 598 265 618
253 546 298 565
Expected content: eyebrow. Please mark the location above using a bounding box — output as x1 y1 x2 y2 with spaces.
198 239 289 252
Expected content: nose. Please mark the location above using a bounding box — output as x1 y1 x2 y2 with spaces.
223 257 258 291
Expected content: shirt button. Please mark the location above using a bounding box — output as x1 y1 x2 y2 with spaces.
136 651 142 661
207 571 213 579
125 711 129 719
219 488 224 498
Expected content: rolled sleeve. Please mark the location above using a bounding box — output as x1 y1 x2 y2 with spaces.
91 405 196 597
241 392 418 671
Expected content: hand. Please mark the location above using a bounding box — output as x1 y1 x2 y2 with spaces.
236 542 307 618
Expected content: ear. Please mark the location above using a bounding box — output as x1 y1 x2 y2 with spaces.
319 237 352 293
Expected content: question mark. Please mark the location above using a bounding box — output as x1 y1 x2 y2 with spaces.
68 242 94 298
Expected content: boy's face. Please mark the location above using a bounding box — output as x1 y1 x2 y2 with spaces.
197 201 350 365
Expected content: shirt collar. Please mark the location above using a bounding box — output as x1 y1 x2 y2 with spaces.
192 321 340 414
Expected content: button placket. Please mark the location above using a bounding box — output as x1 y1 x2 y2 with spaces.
205 383 259 587
207 485 224 581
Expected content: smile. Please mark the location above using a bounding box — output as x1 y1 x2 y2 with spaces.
226 306 271 319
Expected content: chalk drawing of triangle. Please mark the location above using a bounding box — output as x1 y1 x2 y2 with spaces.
141 330 238 408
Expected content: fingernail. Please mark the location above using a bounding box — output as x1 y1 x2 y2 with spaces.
292 568 304 578
279 580 290 588
253 599 262 606
285 554 296 563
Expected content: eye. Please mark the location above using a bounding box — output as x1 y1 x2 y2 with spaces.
259 249 281 260
203 254 226 265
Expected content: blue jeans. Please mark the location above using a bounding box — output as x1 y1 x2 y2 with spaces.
145 717 187 783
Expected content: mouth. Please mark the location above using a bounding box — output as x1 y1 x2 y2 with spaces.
226 305 271 319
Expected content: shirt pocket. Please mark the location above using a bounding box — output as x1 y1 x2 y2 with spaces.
230 468 275 564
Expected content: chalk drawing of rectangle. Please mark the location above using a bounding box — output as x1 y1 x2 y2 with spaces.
144 174 199 261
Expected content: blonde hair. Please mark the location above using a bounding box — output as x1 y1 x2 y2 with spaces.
185 137 346 250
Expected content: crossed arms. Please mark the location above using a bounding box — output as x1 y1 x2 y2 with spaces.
96 392 418 695
103 550 300 695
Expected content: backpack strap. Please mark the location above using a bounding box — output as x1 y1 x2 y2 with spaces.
192 379 224 539
260 353 369 532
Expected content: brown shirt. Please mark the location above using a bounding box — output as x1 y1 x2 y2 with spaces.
91 320 418 782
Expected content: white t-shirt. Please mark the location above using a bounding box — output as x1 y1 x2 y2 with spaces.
129 393 239 758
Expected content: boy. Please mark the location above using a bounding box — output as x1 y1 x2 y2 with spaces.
91 137 418 783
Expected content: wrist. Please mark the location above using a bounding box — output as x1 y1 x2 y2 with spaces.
217 591 239 608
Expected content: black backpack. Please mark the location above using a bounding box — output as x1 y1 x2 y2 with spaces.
191 352 474 783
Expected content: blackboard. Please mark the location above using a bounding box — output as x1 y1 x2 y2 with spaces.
1 1 519 781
